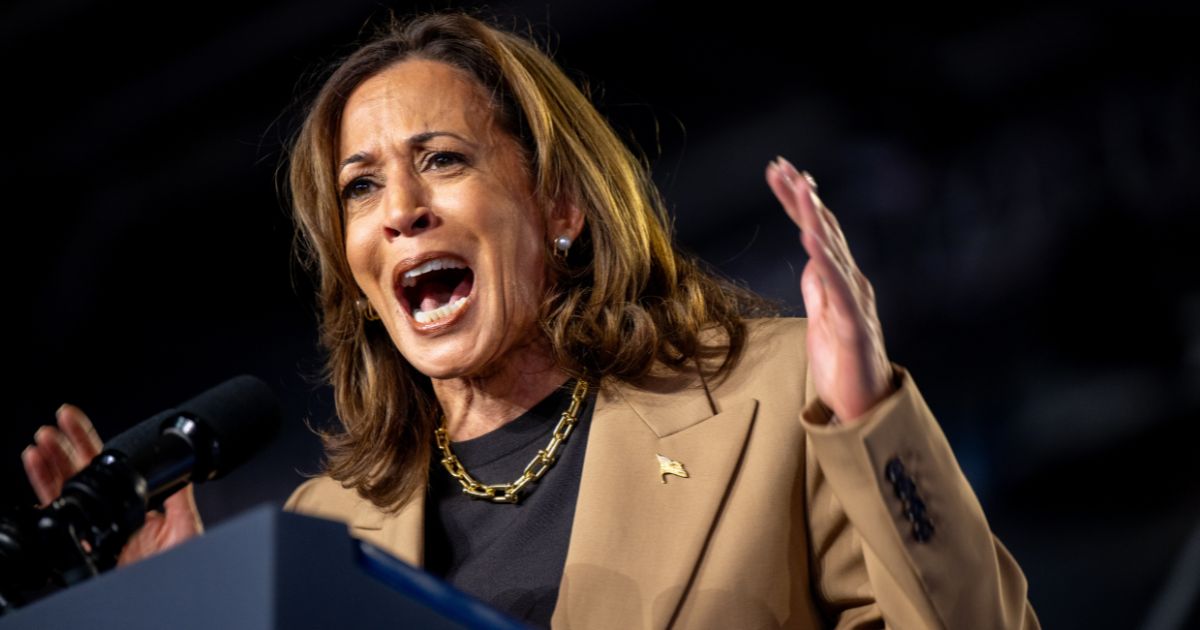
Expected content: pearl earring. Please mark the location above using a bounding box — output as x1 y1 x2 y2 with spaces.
553 236 572 257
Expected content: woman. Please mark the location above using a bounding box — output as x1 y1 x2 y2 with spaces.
23 10 1038 629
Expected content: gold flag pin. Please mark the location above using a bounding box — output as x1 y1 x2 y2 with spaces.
656 453 689 484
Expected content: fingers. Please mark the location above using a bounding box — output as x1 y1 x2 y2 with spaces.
766 158 855 271
802 230 862 327
34 426 76 490
57 404 103 466
766 158 823 242
816 196 856 267
21 404 105 506
767 156 877 325
22 444 61 506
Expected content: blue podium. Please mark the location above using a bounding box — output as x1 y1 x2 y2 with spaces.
0 504 528 629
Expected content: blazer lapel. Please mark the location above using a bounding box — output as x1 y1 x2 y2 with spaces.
553 372 758 629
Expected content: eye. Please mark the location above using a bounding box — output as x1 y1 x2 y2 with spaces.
341 177 375 201
424 151 466 171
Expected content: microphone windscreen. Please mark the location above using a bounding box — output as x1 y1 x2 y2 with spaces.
103 409 178 459
176 375 281 478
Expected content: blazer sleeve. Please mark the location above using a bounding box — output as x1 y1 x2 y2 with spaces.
801 363 1039 629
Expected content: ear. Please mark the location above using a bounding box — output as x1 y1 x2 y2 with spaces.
545 198 586 243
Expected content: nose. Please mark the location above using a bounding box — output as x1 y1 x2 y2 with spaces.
382 173 438 239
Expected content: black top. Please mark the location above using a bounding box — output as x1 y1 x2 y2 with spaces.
423 381 596 629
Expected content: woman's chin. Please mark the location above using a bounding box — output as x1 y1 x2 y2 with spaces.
414 363 474 382
389 305 545 382
397 331 497 381
401 346 479 381
400 332 544 383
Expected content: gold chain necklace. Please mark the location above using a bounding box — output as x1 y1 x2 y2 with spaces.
435 379 589 504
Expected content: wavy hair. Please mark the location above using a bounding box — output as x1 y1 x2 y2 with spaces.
287 9 776 511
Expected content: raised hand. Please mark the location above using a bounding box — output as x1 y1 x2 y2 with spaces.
766 156 896 424
21 404 204 566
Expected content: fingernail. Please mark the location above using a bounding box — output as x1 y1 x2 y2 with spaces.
774 155 795 184
769 156 785 179
778 155 798 175
56 404 68 419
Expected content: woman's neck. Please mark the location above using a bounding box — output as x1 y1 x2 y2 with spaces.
431 337 570 441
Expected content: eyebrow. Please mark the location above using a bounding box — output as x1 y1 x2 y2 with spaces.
338 131 476 172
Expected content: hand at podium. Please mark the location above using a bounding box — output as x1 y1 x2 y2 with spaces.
21 403 204 566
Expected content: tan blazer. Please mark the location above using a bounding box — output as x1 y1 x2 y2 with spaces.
285 317 1039 629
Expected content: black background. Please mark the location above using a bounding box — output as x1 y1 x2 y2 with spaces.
4 1 1198 627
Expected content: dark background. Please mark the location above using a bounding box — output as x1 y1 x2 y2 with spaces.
4 1 1198 627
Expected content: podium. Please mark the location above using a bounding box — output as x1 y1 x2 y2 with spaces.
0 504 529 629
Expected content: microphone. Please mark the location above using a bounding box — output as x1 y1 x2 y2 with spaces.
0 375 281 606
96 374 282 509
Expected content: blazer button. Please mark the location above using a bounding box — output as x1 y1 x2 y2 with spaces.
885 457 905 484
912 518 935 543
893 476 916 502
904 496 926 521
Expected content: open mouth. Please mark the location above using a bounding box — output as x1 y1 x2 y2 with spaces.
398 257 475 326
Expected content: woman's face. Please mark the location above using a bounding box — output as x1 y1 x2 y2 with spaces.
338 59 569 380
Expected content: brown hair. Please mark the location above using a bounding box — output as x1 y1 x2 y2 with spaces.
288 9 776 511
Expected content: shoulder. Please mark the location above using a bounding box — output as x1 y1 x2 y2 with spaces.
698 316 807 354
628 317 807 389
744 316 807 346
284 475 379 526
695 316 806 367
726 316 809 377
697 316 810 407
603 317 810 414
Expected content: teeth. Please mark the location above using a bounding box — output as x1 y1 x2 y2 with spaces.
414 296 469 324
402 257 466 287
